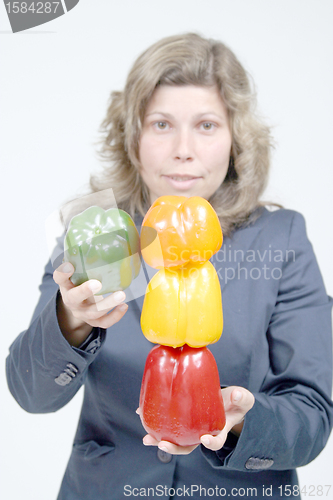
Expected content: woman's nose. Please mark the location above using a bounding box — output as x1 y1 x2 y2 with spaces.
173 129 194 162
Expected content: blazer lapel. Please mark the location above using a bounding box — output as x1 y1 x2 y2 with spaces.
212 225 262 293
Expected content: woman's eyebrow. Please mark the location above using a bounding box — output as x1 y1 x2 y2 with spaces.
145 111 226 120
145 111 174 118
193 112 226 120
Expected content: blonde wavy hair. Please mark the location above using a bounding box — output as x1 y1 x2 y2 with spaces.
67 33 274 236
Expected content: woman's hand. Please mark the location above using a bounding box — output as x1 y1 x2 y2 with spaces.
139 386 255 455
53 262 128 347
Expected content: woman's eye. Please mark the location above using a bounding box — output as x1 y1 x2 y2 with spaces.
155 121 168 130
201 122 214 131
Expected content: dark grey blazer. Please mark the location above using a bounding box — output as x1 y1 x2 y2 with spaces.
6 208 333 499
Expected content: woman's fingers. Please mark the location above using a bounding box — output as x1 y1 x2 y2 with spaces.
200 387 255 451
68 289 127 326
222 386 255 424
158 441 199 455
200 430 229 451
91 290 126 313
93 303 128 329
53 262 75 290
142 435 199 455
137 387 255 455
142 434 159 446
66 287 125 316
64 280 103 308
53 262 128 328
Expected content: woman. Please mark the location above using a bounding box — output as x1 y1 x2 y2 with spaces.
6 33 333 499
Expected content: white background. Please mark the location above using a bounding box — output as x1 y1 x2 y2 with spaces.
1 1 332 498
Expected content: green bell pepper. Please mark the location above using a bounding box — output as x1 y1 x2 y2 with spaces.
64 206 141 295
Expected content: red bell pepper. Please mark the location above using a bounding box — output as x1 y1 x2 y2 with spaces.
139 344 226 446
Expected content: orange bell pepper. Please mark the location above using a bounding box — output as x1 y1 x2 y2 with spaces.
140 196 222 269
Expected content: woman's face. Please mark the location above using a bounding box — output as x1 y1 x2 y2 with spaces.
139 85 232 203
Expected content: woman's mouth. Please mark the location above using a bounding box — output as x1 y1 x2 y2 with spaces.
163 175 202 190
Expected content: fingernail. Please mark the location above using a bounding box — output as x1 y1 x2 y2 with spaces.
60 262 73 273
201 437 210 446
113 291 126 302
158 446 168 453
118 303 128 312
233 390 242 402
88 280 102 292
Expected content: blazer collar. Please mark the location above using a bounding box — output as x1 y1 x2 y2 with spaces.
212 224 262 293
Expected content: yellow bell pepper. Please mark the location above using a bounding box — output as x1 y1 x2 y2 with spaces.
141 260 222 348
140 196 222 269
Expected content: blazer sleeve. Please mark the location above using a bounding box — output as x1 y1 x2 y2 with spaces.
202 211 333 471
6 238 106 414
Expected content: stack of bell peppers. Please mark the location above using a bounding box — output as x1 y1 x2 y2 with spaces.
63 200 226 446
139 196 226 446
